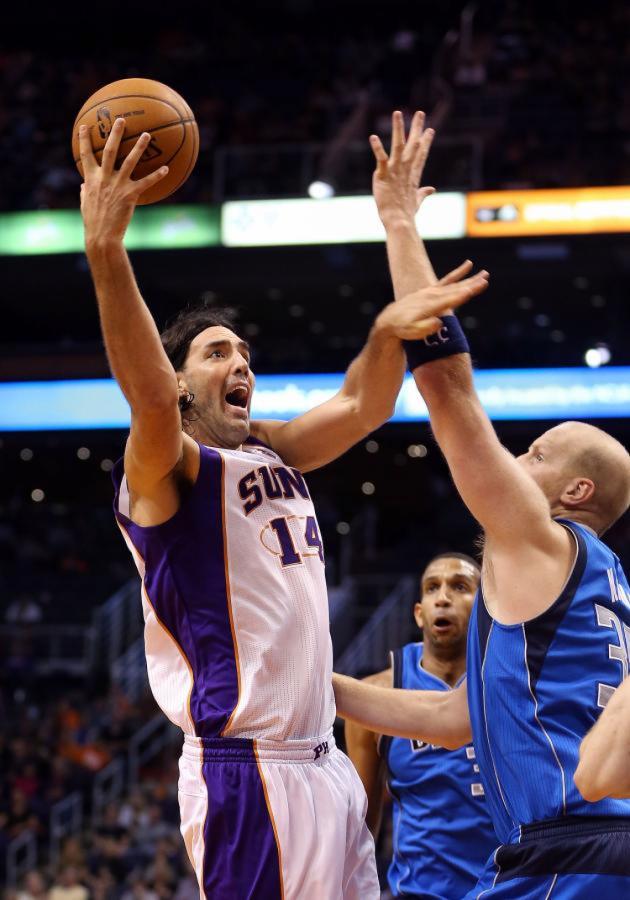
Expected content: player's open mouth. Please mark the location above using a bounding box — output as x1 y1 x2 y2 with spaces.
224 384 250 413
433 617 455 632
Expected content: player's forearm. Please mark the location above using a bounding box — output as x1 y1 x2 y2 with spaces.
86 239 178 410
413 355 546 537
575 677 630 801
414 354 494 463
339 321 405 429
384 219 438 301
334 673 470 750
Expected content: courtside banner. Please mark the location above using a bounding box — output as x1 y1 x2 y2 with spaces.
1 368 629 430
467 186 630 237
221 193 466 246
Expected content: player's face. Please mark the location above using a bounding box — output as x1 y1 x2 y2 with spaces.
415 557 479 651
179 326 255 448
515 426 574 506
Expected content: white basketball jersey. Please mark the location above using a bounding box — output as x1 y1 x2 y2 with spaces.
113 438 336 741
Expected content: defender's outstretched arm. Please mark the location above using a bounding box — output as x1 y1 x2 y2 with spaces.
334 673 472 751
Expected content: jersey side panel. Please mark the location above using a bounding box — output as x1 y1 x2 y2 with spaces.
113 447 238 738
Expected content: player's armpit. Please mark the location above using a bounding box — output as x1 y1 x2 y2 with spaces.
334 673 471 751
344 668 391 837
124 421 200 526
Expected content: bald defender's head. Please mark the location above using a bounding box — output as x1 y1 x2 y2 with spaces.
516 421 630 535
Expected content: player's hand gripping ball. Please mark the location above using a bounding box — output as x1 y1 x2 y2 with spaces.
72 78 199 205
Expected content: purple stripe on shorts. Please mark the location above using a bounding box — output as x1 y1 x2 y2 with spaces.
201 739 283 899
112 447 240 737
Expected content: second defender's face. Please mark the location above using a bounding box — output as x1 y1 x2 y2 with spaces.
181 326 255 447
416 557 479 648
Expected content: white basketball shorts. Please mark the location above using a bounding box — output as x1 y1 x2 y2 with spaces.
177 729 379 899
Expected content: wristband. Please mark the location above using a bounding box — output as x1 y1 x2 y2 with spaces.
403 315 470 371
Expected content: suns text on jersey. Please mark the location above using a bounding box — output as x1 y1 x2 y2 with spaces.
238 465 311 515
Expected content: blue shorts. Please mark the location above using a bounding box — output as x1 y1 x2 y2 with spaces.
468 816 630 899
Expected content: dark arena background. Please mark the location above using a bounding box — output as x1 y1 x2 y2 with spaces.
2 1 630 896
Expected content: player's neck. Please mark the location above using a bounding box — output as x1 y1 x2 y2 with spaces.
421 644 467 688
187 422 243 451
550 506 600 535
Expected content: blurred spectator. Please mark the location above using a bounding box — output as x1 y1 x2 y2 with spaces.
48 866 89 900
5 596 43 624
1 2 628 210
15 870 48 900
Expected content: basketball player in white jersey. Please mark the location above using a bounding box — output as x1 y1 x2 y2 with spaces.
77 119 487 899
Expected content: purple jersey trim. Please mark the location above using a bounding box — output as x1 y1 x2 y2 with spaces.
112 446 240 738
200 739 283 898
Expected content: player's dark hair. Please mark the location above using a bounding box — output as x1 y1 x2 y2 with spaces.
424 551 481 574
416 552 481 606
161 303 241 372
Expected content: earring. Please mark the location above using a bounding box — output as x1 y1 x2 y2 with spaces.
178 390 195 412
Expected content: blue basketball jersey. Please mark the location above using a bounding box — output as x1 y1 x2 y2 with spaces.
381 643 497 899
467 519 630 846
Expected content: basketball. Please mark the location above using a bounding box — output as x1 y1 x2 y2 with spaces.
71 78 199 205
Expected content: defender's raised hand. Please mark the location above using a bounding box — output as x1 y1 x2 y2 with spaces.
377 262 488 340
370 110 435 229
79 118 169 246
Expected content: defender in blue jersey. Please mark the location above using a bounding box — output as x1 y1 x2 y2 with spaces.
345 553 496 899
333 110 630 898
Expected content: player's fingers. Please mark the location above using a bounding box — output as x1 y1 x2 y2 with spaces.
410 128 435 183
132 165 169 197
416 186 436 206
369 135 389 176
439 260 474 285
402 110 425 161
390 110 405 160
101 118 126 176
118 133 152 180
78 125 97 174
443 272 489 307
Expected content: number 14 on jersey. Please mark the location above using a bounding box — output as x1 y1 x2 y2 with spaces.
263 515 325 567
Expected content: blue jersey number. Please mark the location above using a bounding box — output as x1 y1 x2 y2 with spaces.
595 603 630 708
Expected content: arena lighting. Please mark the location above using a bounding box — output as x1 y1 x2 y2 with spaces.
307 180 335 199
585 345 612 369
1 368 630 431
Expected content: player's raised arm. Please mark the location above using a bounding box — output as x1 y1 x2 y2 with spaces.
252 271 484 473
373 112 570 590
574 675 630 801
344 669 391 837
334 673 471 751
80 120 189 498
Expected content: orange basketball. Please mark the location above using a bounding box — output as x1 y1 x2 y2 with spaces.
72 78 199 205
